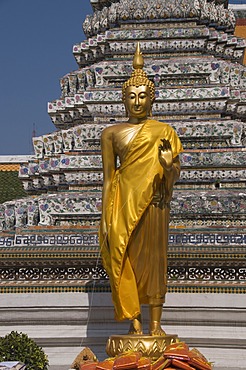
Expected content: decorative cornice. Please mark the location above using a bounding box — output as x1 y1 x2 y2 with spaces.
90 0 229 12
90 0 120 11
83 0 236 37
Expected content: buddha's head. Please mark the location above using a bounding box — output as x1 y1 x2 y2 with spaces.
122 43 155 122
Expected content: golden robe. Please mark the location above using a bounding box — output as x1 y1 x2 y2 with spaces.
99 119 183 321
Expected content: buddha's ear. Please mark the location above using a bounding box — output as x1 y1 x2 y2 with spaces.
149 98 155 117
124 103 129 117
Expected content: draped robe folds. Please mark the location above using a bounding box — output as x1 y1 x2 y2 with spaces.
99 119 183 321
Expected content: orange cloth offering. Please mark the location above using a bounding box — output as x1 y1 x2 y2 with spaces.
80 362 98 370
172 358 196 370
151 357 171 370
162 342 212 370
164 342 190 361
113 352 142 369
187 349 211 370
90 343 212 370
189 349 208 364
137 357 151 370
96 359 114 370
189 358 211 370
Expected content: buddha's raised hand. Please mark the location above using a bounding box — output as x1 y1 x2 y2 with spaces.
158 138 173 171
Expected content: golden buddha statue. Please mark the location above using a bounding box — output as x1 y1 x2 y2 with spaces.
99 43 183 337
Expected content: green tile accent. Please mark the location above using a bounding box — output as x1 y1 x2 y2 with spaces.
0 171 26 204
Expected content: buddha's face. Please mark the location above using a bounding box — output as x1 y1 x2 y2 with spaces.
124 85 152 122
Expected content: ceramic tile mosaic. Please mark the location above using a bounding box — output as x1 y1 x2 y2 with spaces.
19 163 30 178
0 189 245 229
181 168 246 181
32 137 44 159
64 171 103 184
108 39 207 53
20 120 245 165
180 151 246 167
60 155 102 169
2 230 245 249
105 26 210 40
171 190 246 215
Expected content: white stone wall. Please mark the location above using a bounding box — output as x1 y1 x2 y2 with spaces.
0 155 32 163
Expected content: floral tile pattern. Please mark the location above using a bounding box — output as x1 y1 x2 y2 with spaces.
0 190 245 230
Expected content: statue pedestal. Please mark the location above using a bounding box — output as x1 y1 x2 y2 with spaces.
106 334 179 360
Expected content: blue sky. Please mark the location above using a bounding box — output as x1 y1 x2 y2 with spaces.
0 0 245 155
0 0 92 155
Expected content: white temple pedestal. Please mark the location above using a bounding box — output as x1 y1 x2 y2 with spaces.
0 292 245 369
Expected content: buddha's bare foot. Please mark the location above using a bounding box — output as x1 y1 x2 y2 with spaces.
149 321 166 336
128 318 143 335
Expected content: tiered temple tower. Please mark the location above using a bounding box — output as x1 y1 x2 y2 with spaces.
0 0 245 369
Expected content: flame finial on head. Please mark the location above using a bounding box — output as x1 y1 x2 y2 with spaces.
133 42 144 70
122 43 155 102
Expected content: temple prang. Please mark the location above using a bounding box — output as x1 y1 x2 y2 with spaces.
0 0 245 368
